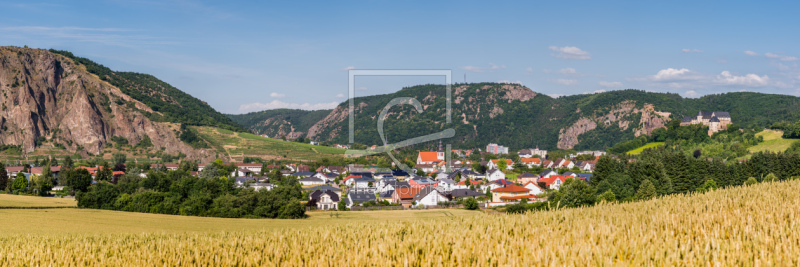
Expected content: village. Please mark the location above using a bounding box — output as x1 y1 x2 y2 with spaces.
3 140 606 211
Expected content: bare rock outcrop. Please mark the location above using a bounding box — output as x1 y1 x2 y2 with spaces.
557 101 670 149
0 46 212 160
557 117 597 149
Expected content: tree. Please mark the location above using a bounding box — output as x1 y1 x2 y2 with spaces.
697 179 718 193
36 164 55 196
763 173 779 182
693 149 702 159
113 153 127 166
338 197 347 211
66 169 93 194
463 197 479 210
12 172 28 192
634 179 657 201
744 177 758 186
0 162 8 191
496 159 508 170
559 178 595 207
63 156 74 169
96 161 113 182
597 190 616 203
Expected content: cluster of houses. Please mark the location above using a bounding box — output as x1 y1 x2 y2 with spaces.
275 145 601 210
5 142 602 210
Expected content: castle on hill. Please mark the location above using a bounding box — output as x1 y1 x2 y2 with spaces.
680 111 732 135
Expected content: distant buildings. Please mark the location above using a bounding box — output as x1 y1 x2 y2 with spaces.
486 143 509 155
681 111 732 135
519 147 547 158
417 141 446 165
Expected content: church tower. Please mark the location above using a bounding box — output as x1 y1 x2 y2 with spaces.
437 140 444 161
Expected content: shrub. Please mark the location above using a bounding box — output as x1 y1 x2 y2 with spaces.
463 198 479 210
597 190 616 203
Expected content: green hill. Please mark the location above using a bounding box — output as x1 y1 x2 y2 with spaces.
231 83 800 151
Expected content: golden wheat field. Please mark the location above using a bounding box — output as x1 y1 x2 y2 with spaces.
2 180 800 266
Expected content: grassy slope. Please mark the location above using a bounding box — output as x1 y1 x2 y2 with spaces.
749 129 795 153
194 126 345 162
626 142 665 155
2 180 799 265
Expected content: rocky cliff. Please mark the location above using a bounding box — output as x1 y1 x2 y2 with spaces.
0 46 213 160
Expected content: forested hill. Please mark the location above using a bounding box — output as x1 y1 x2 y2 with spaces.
227 109 331 140
49 49 245 132
231 83 800 151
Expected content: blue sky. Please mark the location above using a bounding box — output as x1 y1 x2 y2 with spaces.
2 1 799 114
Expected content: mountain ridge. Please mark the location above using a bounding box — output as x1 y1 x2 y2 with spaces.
229 84 800 151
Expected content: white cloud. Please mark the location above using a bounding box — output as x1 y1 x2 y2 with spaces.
0 25 169 48
744 51 759 56
652 68 698 81
335 93 345 98
239 100 339 112
343 66 356 71
633 68 776 89
526 67 533 73
765 53 799 62
684 90 699 98
598 81 623 87
555 79 578 86
682 48 703 53
594 89 607 94
269 92 285 98
549 46 591 60
548 93 565 98
489 63 506 69
558 67 577 75
460 65 484 73
461 63 506 73
714 71 770 87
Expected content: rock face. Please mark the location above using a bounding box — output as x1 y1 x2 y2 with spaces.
557 117 597 149
0 47 212 160
557 101 670 149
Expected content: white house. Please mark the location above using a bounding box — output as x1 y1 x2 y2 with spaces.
235 163 263 174
436 178 457 191
414 187 449 207
231 168 253 177
299 177 325 186
487 159 514 170
250 183 275 191
539 170 557 179
310 190 339 210
353 177 374 189
523 182 546 195
486 169 505 181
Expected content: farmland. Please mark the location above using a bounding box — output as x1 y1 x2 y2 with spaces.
193 126 346 162
749 129 795 153
0 194 76 208
626 142 665 155
2 180 800 265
